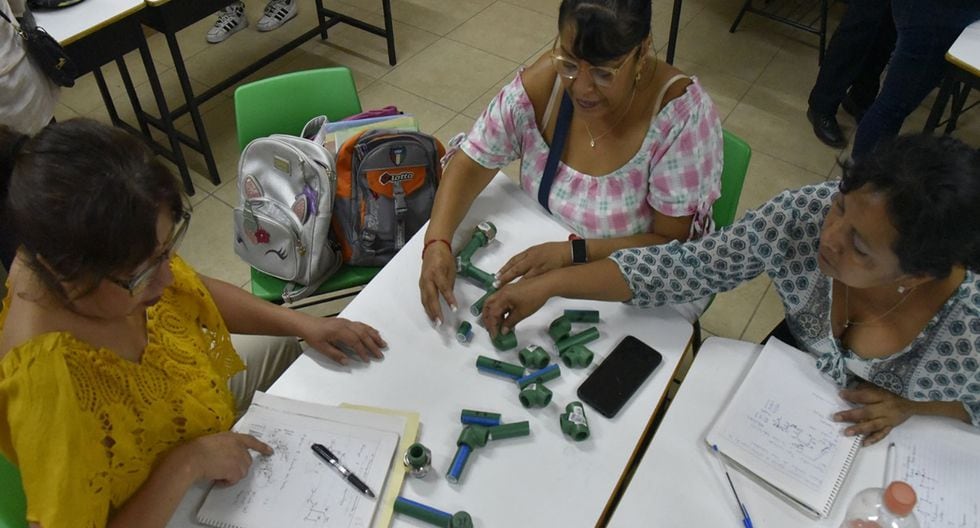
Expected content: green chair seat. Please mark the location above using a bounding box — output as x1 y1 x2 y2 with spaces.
250 265 382 304
0 454 27 528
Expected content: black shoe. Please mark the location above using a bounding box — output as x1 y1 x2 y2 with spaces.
841 95 866 124
806 107 847 148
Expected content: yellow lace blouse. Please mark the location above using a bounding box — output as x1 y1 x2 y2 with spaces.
0 256 245 527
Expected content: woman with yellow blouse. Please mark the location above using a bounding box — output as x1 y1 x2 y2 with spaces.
0 119 387 527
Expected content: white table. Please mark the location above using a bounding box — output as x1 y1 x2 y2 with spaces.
609 337 980 527
924 20 980 134
33 0 144 45
948 19 980 77
169 173 694 527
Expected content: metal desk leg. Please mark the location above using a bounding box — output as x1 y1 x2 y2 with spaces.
665 0 683 65
382 0 396 66
924 73 956 134
163 31 221 186
115 56 152 137
92 68 122 125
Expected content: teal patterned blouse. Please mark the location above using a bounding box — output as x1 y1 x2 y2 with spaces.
611 182 980 427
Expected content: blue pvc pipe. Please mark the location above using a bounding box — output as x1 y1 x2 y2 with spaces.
446 444 472 483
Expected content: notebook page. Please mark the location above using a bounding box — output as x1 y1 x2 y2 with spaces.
196 403 400 528
706 338 860 516
891 427 980 528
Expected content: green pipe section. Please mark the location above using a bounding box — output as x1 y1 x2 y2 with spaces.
459 261 496 290
555 326 599 354
488 421 531 440
469 287 497 316
564 309 600 323
475 355 524 378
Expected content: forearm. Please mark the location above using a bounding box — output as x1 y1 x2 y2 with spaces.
910 399 972 424
425 154 496 241
584 233 670 261
200 274 309 337
539 259 633 302
107 453 198 528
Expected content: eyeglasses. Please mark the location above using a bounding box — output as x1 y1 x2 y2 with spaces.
550 37 638 88
108 210 191 296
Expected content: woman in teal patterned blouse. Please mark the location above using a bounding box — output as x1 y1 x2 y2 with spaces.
481 134 980 445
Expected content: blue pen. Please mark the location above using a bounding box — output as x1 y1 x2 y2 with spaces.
711 444 754 528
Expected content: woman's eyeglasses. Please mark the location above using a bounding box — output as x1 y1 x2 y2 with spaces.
550 37 639 88
108 210 191 296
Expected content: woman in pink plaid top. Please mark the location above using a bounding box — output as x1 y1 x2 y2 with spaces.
420 0 723 325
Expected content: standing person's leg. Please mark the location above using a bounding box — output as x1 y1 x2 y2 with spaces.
842 4 897 123
852 1 980 159
257 0 298 32
807 0 893 147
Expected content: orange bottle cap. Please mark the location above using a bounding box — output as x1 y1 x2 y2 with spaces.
884 481 917 516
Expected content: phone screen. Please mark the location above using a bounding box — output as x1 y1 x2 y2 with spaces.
576 335 663 419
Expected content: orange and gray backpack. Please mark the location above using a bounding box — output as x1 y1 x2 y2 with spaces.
332 130 445 266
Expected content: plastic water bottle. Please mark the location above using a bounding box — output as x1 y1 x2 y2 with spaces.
840 481 920 528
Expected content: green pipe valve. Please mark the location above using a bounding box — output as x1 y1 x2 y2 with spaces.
555 326 599 354
491 329 518 351
403 442 432 478
518 345 550 370
548 315 572 341
518 383 553 408
488 421 530 440
560 401 590 441
564 309 600 323
560 344 594 368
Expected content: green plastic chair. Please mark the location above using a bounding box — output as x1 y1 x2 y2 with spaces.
234 67 382 305
0 454 27 528
692 130 752 353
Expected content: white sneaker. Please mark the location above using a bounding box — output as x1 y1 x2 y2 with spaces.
257 0 298 32
207 2 248 44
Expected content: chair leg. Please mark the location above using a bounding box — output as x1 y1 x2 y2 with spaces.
925 71 956 133
945 80 970 135
729 0 753 33
692 319 703 357
818 0 828 65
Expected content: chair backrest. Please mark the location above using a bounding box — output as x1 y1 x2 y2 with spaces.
712 130 752 228
234 67 363 151
0 454 27 528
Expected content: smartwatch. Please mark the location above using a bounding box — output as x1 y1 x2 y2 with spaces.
571 238 588 264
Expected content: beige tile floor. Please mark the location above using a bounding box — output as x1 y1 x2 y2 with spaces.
42 0 980 343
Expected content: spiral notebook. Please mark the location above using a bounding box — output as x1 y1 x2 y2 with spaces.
705 338 863 519
195 393 401 528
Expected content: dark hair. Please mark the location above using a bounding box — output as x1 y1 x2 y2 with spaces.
558 0 652 64
839 134 980 279
0 118 185 301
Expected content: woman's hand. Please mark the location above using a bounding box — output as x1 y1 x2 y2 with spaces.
419 242 458 325
835 382 914 446
495 242 571 286
481 276 554 338
297 315 387 365
170 432 273 485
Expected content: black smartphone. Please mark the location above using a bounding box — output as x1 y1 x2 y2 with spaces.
577 335 663 419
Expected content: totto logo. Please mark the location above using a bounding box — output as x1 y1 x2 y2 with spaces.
379 171 414 185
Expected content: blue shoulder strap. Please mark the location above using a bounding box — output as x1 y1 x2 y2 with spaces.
538 92 573 213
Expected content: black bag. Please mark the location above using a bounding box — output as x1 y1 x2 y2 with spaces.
0 8 77 87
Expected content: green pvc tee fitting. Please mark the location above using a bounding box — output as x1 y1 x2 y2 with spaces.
458 261 496 290
492 329 518 351
403 442 432 478
560 344 594 368
469 287 497 316
518 382 553 408
548 315 572 342
518 345 550 370
564 309 600 323
560 401 590 441
488 421 530 440
555 326 599 354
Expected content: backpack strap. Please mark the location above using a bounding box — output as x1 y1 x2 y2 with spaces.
540 75 563 130
393 180 408 249
538 90 573 212
653 74 691 114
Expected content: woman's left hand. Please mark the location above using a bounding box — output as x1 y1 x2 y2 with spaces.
297 316 387 365
481 276 553 338
495 242 571 286
835 382 915 446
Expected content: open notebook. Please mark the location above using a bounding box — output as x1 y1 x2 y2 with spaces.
196 393 401 528
705 338 863 518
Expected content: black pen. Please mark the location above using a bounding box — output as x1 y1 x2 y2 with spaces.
311 443 376 498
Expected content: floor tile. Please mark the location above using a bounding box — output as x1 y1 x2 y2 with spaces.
499 0 560 18
338 0 496 37
179 196 250 286
735 150 827 218
175 97 241 194
357 81 457 134
182 29 285 87
725 83 842 176
755 37 822 103
59 53 172 116
740 282 784 343
651 0 706 53
461 68 520 119
381 38 519 112
699 273 771 339
432 113 477 147
673 58 752 123
144 16 217 69
446 2 555 64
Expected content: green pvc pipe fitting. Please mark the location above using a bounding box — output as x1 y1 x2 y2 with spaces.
475 355 525 378
469 287 497 316
492 329 518 351
560 344 594 368
460 409 502 427
560 401 590 441
403 442 432 478
459 261 497 290
564 309 600 323
515 363 561 389
555 326 600 354
488 421 530 440
456 221 497 263
548 315 572 342
457 425 490 449
394 497 453 526
450 511 474 528
518 345 550 370
456 321 474 344
518 383 553 408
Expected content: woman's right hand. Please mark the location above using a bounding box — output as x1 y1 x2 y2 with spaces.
170 432 273 485
419 241 458 325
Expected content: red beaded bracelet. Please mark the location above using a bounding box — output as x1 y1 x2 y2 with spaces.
422 239 452 259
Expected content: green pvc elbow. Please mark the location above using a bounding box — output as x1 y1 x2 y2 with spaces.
555 326 599 354
560 401 590 441
491 329 518 351
560 344 594 368
457 425 490 449
518 382 553 408
518 345 550 369
488 421 530 440
548 315 572 341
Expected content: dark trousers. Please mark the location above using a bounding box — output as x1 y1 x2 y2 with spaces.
808 0 896 116
852 0 980 159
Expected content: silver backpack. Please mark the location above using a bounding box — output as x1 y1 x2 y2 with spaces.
233 135 341 303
